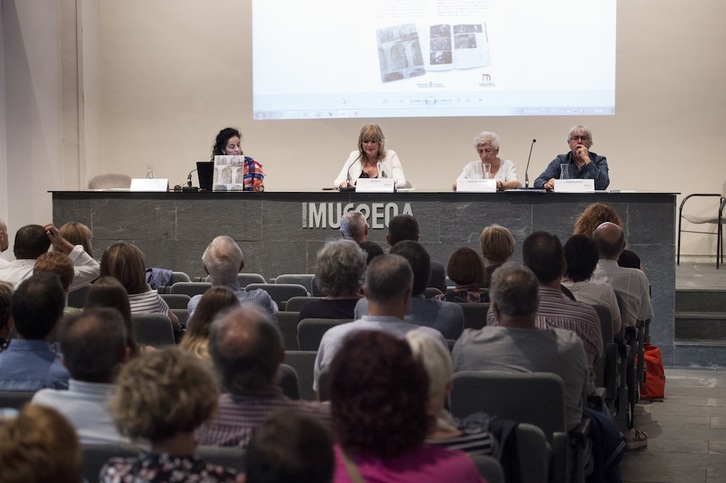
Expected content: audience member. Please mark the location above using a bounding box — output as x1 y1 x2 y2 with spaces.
438 246 489 303
358 240 384 265
479 224 515 290
618 249 643 270
198 306 331 447
298 240 365 322
406 330 498 456
100 242 181 331
562 235 623 335
180 286 240 362
454 263 588 429
59 221 94 258
573 202 623 237
339 210 368 243
0 223 99 290
188 236 277 320
84 276 142 356
32 308 130 444
34 250 79 314
386 214 447 292
487 231 602 394
0 273 69 390
100 348 237 481
0 217 9 268
355 241 464 339
0 404 83 483
244 410 335 483
329 330 482 482
315 254 445 392
0 281 12 352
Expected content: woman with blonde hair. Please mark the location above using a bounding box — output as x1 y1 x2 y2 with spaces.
59 222 94 258
479 224 515 289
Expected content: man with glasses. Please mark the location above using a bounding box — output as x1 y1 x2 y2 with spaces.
534 124 610 190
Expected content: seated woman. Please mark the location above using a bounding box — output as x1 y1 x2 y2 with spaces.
100 242 181 332
329 330 482 483
454 131 521 191
573 202 623 237
479 224 515 290
212 127 265 192
59 222 94 258
100 348 237 482
406 330 499 456
298 240 366 322
334 124 410 189
438 246 488 303
180 286 240 361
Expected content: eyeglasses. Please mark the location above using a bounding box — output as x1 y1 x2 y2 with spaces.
571 135 589 142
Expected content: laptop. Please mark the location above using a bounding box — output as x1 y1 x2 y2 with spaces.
196 161 213 191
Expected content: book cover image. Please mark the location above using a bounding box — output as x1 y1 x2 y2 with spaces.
376 23 426 83
212 155 247 192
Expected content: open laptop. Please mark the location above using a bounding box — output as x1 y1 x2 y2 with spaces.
196 161 213 191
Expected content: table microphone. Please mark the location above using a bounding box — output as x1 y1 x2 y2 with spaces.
524 139 536 188
182 168 199 192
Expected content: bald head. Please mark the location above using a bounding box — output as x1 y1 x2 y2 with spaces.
593 222 625 260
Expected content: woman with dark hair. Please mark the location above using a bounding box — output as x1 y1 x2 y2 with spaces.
329 330 481 482
211 127 265 192
59 222 94 258
439 246 488 303
84 276 142 356
100 242 181 333
180 286 240 361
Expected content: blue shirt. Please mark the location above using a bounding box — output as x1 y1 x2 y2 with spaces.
0 339 69 391
187 280 278 321
533 151 610 190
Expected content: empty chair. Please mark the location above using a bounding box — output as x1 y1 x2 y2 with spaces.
277 311 300 351
284 350 318 401
169 281 212 297
277 364 300 400
285 296 322 313
88 173 132 190
246 283 309 308
297 318 351 351
0 390 35 410
160 293 192 309
131 314 175 348
677 181 726 268
459 302 490 330
275 274 315 294
170 271 191 284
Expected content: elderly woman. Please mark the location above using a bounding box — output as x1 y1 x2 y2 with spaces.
211 127 264 192
180 286 240 361
454 131 521 191
479 224 515 290
438 246 489 303
329 330 482 482
100 348 237 482
334 124 409 189
298 239 366 322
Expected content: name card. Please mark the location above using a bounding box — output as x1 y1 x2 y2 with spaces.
456 179 497 193
130 178 169 192
356 178 395 193
554 179 595 193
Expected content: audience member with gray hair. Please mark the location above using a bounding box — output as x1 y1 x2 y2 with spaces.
454 130 521 191
187 235 277 320
339 210 368 243
198 306 331 448
298 239 365 322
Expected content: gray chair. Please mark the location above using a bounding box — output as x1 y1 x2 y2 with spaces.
284 350 318 401
514 423 551 483
470 454 505 483
132 314 175 348
424 287 443 299
677 181 726 268
275 274 315 294
459 302 490 330
169 282 212 297
171 308 189 327
246 283 309 309
171 271 191 283
0 390 35 410
297 318 351 351
160 293 191 309
285 296 321 313
277 311 300 351
278 363 300 400
205 273 266 287
67 284 91 308
592 304 619 416
87 173 132 190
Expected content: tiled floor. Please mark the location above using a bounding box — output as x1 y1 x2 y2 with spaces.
621 367 726 482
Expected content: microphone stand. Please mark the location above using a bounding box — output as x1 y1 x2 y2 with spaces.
524 139 536 188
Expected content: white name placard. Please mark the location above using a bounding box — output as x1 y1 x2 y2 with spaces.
554 179 594 193
355 178 395 193
456 179 497 193
130 178 169 192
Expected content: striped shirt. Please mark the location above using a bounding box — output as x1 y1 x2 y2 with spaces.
128 290 170 315
488 286 603 394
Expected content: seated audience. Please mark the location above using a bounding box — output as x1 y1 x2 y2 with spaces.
386 214 446 292
0 281 11 352
339 210 368 243
573 203 623 237
198 306 331 447
59 221 94 258
0 217 9 269
355 241 464 340
32 308 130 444
438 246 489 303
180 286 240 362
358 240 384 265
329 330 482 482
244 410 335 483
298 240 365 322
100 348 238 482
406 330 498 456
0 404 83 482
84 276 143 356
188 235 277 320
479 224 515 290
316 254 445 392
562 235 623 335
33 250 79 314
0 273 69 390
100 242 181 331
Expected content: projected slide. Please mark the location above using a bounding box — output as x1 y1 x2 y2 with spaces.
252 0 616 119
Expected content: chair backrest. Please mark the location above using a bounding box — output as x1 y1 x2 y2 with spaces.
87 173 132 189
170 271 191 284
131 314 176 348
297 318 351 351
82 443 137 483
424 287 443 299
160 293 191 309
310 276 325 297
450 370 567 444
318 369 331 402
206 273 266 287
285 296 322 313
459 302 490 330
169 282 212 297
67 284 91 308
277 311 300 351
470 454 505 483
171 308 189 327
246 283 309 308
196 446 245 472
514 423 551 483
278 363 300 400
0 390 35 410
284 350 318 401
275 274 315 294
592 304 614 346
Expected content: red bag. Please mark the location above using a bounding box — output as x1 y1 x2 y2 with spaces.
640 343 665 399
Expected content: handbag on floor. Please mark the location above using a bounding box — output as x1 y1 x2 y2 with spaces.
640 343 665 399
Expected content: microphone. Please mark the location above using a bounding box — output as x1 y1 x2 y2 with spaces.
181 168 199 192
340 154 363 191
524 139 536 188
